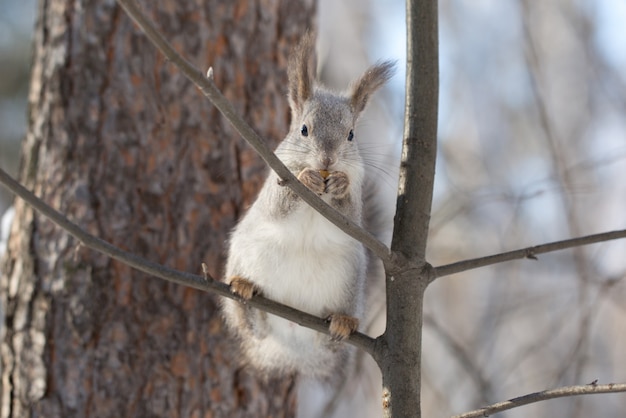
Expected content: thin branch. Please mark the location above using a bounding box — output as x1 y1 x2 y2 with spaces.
0 167 376 354
451 382 626 418
433 229 626 278
114 0 393 267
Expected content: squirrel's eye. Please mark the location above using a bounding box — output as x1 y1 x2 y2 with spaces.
347 129 354 142
301 125 308 137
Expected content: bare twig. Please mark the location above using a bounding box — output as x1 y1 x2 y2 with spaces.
0 167 376 354
433 229 626 278
451 382 626 418
114 0 393 266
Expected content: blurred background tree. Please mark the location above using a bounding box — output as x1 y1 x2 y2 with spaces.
1 0 625 417
0 0 312 416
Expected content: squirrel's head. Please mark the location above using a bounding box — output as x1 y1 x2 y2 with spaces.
281 33 395 175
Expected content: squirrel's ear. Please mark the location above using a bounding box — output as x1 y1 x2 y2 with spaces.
350 60 396 115
288 32 316 116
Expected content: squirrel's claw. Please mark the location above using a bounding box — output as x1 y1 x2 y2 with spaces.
228 276 259 300
327 313 359 341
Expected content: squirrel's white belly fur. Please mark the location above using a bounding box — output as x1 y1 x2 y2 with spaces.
226 202 365 376
251 203 362 313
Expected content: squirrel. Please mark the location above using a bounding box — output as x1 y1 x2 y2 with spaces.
220 33 395 380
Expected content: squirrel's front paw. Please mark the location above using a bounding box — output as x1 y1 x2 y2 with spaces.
325 171 350 198
327 314 359 341
298 168 325 195
228 276 260 300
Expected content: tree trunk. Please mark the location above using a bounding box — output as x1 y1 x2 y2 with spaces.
0 0 314 416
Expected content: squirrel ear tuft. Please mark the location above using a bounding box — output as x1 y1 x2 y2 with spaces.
350 60 396 115
288 32 316 116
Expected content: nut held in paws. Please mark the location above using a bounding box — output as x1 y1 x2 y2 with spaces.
319 169 330 179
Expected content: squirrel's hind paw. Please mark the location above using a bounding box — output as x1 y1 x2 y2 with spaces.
327 314 359 341
228 276 259 300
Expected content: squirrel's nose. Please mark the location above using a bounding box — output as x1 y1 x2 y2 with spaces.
321 156 335 168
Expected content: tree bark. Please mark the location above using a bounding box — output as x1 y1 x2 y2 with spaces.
0 0 314 417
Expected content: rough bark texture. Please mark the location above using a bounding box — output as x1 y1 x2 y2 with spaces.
0 0 315 417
